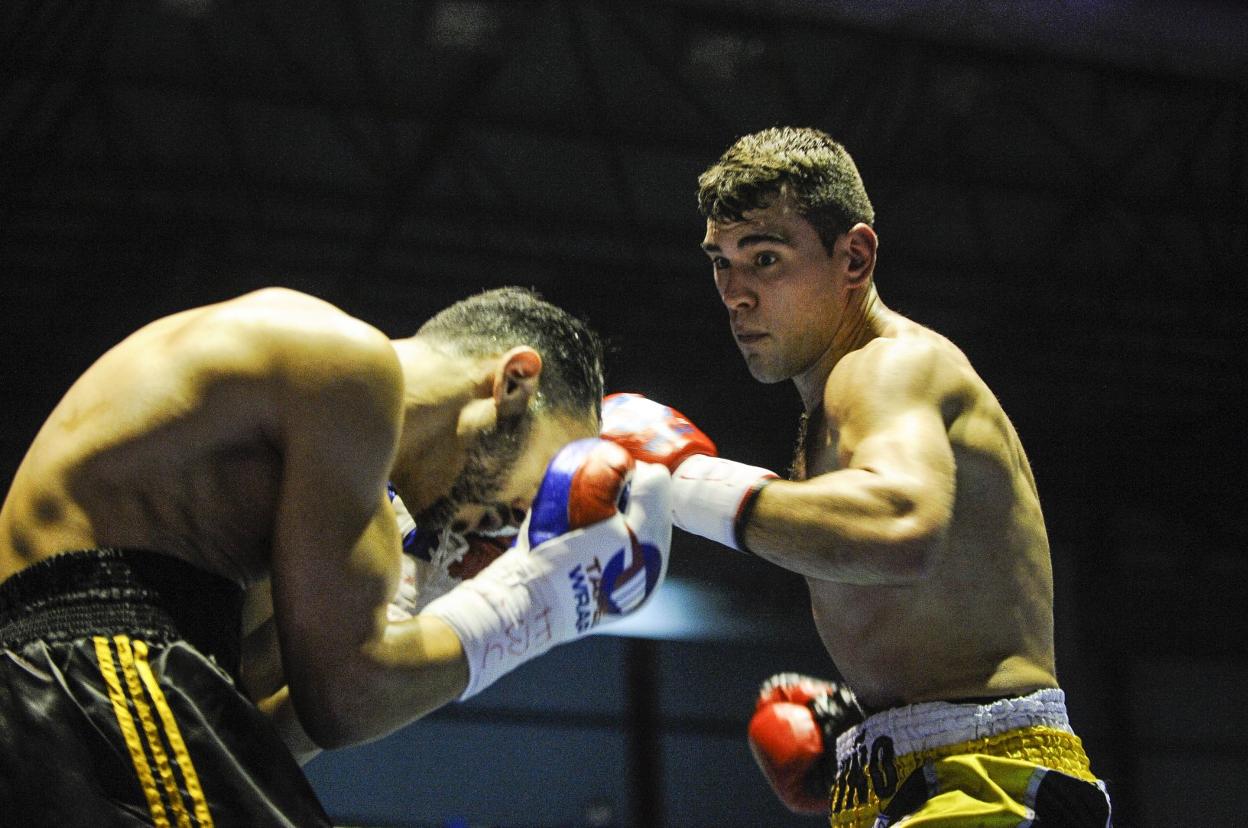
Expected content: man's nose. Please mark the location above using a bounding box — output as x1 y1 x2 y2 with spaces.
717 271 756 311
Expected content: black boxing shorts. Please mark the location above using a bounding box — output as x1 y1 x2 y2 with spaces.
0 549 332 827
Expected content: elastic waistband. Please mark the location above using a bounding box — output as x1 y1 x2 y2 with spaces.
0 549 243 681
835 688 1072 763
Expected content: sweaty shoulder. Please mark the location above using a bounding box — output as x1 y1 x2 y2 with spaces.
825 324 973 424
203 288 404 441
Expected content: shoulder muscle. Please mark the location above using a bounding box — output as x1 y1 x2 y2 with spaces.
826 335 967 430
188 288 403 496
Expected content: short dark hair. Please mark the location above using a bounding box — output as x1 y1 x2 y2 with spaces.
416 287 605 421
697 126 875 254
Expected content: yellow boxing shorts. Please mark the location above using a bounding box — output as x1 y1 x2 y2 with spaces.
827 689 1111 827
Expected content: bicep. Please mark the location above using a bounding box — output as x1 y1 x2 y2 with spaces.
264 330 405 714
844 408 954 500
828 345 958 525
269 437 400 687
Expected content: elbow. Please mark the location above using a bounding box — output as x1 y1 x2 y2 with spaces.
295 700 356 751
289 677 375 750
303 716 356 751
302 707 375 751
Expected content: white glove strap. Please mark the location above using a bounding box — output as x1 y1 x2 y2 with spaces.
671 455 777 552
423 520 621 700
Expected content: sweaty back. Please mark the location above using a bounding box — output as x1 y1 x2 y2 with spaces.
0 290 382 586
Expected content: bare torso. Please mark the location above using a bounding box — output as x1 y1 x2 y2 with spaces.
801 316 1057 711
1 292 348 587
0 291 487 752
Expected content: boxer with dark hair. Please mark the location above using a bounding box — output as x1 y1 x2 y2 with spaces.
0 286 670 825
603 127 1111 826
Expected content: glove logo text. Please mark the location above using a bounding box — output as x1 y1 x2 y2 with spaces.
568 558 604 633
568 534 663 632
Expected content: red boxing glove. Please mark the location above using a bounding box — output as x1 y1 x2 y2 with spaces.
747 673 864 814
599 392 718 471
601 393 778 553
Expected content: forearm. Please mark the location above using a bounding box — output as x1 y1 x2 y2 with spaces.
740 473 941 584
290 614 469 750
357 613 470 736
289 442 672 749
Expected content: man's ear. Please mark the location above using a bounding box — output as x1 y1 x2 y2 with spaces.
843 223 878 287
493 346 543 420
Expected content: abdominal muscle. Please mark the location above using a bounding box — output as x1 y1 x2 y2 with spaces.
807 564 1056 712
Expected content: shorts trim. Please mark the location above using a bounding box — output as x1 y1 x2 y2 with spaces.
835 688 1074 762
829 689 1103 828
94 634 214 827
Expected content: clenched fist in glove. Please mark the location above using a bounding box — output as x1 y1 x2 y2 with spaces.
423 438 671 699
748 673 865 814
600 392 777 553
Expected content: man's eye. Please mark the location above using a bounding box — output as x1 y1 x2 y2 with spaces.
711 257 730 269
755 251 778 266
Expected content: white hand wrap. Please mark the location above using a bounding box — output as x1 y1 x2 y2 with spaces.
422 460 671 700
671 454 777 553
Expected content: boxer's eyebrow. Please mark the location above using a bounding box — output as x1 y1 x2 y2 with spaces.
737 231 790 247
701 231 790 253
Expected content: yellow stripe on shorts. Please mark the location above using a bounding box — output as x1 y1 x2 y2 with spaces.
94 635 171 828
94 635 216 827
114 635 194 828
133 639 215 828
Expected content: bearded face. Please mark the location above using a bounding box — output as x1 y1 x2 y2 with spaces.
413 409 533 535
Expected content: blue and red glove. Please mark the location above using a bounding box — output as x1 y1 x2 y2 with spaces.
423 438 672 698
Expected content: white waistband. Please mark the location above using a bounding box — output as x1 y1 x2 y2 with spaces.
834 688 1072 762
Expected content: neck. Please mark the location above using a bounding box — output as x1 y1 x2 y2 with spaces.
387 338 491 516
793 284 889 411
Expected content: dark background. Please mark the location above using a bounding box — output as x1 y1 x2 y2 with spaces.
2 1 1245 826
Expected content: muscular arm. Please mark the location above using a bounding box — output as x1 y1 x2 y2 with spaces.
255 610 470 763
233 291 468 749
243 571 468 761
742 339 957 584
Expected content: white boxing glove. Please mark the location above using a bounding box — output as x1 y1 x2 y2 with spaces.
422 438 672 699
